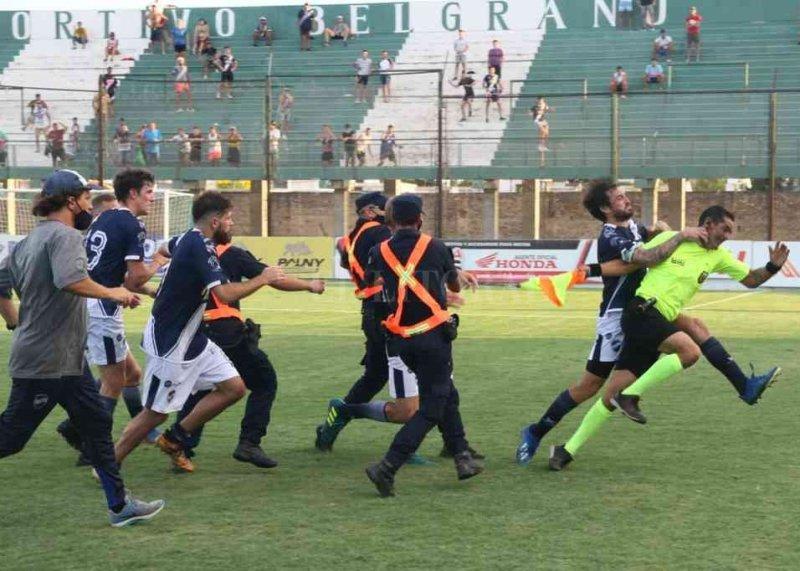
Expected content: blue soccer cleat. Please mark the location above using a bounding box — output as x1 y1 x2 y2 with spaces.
109 495 165 528
515 426 541 466
740 366 781 405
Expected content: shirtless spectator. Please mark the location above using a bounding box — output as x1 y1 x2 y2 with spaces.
147 4 169 55
324 15 351 47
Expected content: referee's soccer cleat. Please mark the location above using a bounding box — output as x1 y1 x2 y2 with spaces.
233 440 278 469
366 460 396 497
155 434 195 473
740 366 781 405
109 496 165 528
454 451 483 480
515 426 541 467
611 393 647 424
548 445 573 471
439 445 485 460
56 420 83 452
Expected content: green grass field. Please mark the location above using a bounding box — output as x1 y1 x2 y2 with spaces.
1 284 798 569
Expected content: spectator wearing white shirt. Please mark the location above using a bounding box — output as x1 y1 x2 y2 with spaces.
170 127 191 166
453 29 469 79
643 59 664 89
378 50 395 102
617 0 634 30
609 66 628 98
653 29 673 62
353 50 372 103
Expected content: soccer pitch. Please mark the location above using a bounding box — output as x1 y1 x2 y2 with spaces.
1 284 798 569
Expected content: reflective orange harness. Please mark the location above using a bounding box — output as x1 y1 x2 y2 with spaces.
342 221 383 300
203 243 243 322
380 233 451 338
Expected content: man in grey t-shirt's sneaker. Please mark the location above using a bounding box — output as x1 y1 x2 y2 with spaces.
0 169 165 528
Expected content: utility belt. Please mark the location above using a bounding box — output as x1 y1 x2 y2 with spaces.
629 296 658 315
384 313 459 341
204 317 262 350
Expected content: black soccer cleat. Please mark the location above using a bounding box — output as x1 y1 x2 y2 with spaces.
440 445 485 460
56 420 83 452
548 445 573 471
365 460 396 497
453 451 483 480
611 393 647 424
233 440 278 469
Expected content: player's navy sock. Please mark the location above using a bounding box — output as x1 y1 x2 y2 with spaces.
167 422 192 445
343 401 388 422
99 395 117 415
531 390 578 438
122 386 144 418
700 337 747 394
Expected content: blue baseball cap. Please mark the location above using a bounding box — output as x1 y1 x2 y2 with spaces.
390 194 424 223
42 169 99 197
355 191 387 212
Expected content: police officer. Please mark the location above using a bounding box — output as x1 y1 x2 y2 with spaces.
315 191 391 451
177 232 325 469
364 194 482 497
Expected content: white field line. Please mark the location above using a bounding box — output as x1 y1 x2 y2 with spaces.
685 291 758 311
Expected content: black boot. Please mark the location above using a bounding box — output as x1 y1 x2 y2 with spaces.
233 440 278 469
365 459 396 497
454 451 483 480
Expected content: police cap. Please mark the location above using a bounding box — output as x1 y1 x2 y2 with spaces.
355 191 387 212
389 194 423 224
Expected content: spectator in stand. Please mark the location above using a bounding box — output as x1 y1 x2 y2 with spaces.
216 46 237 100
72 22 88 49
143 121 162 165
114 119 132 166
378 125 398 166
323 15 351 47
617 0 633 30
609 65 628 98
201 38 218 80
171 19 189 54
148 4 169 55
341 124 357 167
643 58 665 89
279 87 294 132
268 121 281 172
453 29 469 79
227 127 243 166
172 56 194 112
653 28 674 62
530 96 552 152
483 66 506 122
0 130 7 167
354 50 372 103
171 127 190 166
24 93 51 153
67 117 80 161
102 67 119 103
189 125 203 165
685 6 703 63
207 124 222 166
297 3 316 51
450 70 475 122
135 123 147 165
104 32 120 63
378 50 395 102
193 19 210 55
46 122 67 167
640 0 656 30
252 17 274 47
317 125 335 166
356 127 372 166
487 39 504 78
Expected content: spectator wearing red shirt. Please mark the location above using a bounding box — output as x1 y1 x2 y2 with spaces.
685 6 703 63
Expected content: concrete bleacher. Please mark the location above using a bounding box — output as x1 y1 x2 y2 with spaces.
492 21 800 179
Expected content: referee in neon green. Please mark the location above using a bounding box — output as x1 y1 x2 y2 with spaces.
550 206 789 469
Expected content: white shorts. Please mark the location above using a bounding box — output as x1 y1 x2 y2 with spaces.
587 311 625 364
386 353 420 399
86 315 129 366
34 117 48 129
141 340 239 414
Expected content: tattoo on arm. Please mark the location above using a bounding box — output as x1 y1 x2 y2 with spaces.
740 267 773 289
630 233 684 267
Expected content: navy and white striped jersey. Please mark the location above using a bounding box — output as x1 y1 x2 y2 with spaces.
597 219 649 317
85 208 146 319
142 228 227 361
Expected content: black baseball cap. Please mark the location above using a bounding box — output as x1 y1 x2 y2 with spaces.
42 169 100 197
355 191 387 212
390 194 424 223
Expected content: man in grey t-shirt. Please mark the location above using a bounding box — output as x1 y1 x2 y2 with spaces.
453 29 468 79
0 169 164 528
354 50 372 103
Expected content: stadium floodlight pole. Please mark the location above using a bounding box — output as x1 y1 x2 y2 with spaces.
437 68 444 237
768 91 777 240
97 74 105 184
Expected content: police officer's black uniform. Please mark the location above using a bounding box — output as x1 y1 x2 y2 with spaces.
177 243 279 468
364 194 481 497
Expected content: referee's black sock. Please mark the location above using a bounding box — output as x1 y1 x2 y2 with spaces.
700 337 747 394
531 390 578 439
